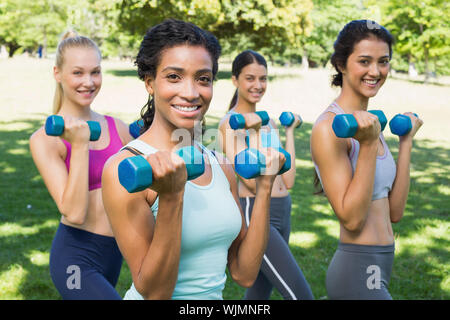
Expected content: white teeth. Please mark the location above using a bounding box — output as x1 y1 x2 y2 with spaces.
363 79 378 85
174 105 199 112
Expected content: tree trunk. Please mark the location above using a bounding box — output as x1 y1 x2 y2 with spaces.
7 42 20 57
302 49 309 71
43 27 48 59
424 46 430 83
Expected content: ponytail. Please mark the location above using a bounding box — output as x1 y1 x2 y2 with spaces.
140 95 155 134
228 89 238 110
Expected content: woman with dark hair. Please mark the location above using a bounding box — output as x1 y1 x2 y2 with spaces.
217 50 314 300
101 19 286 300
310 20 423 299
29 30 133 299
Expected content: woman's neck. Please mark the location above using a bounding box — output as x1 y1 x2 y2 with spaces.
335 93 369 113
232 98 256 114
141 113 197 152
335 87 369 113
59 101 93 121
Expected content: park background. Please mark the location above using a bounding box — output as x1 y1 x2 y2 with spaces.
0 0 449 299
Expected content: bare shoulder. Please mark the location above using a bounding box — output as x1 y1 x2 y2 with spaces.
29 126 64 155
218 113 232 130
103 148 132 176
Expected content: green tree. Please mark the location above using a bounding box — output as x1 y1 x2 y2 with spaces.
301 0 384 68
112 0 313 59
370 0 450 77
0 0 69 57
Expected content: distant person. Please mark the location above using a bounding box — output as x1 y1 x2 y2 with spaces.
310 20 423 299
29 30 133 299
217 50 314 300
37 45 43 59
101 19 285 300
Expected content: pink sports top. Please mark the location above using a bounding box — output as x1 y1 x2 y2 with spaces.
62 115 124 191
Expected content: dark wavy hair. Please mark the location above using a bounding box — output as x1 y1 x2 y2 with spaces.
135 19 221 134
314 20 394 195
330 19 394 87
228 50 267 110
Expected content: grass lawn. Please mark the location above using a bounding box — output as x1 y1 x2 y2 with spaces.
0 56 448 299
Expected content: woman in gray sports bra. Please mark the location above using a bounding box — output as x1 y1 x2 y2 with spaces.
310 20 423 299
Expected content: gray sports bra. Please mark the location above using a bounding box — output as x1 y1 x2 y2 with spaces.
313 102 397 200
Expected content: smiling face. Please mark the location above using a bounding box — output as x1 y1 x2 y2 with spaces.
233 62 267 106
145 45 214 130
341 36 390 100
54 47 102 109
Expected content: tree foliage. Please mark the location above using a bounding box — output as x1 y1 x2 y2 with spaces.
369 0 450 75
0 0 449 75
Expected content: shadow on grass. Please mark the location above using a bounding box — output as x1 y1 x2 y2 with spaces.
0 116 448 299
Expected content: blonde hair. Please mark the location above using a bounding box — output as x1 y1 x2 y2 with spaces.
53 30 102 114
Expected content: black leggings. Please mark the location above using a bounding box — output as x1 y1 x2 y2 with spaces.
240 195 314 300
49 223 123 300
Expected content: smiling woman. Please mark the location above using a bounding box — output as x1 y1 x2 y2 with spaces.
28 30 133 299
101 19 287 300
310 20 424 300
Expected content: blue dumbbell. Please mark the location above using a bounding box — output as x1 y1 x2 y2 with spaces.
118 146 205 193
229 111 270 130
389 113 418 136
129 119 144 138
45 115 101 141
332 110 387 138
279 112 302 128
234 147 291 179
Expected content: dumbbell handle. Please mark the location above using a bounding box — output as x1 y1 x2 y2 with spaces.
332 110 387 138
234 147 291 179
279 112 302 128
229 111 270 130
389 113 418 136
118 146 205 193
45 115 101 141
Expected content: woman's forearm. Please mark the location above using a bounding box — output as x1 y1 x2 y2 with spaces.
281 127 297 189
232 185 271 287
59 143 90 224
135 192 184 299
389 139 412 223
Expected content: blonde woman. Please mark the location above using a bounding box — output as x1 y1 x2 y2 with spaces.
29 31 133 299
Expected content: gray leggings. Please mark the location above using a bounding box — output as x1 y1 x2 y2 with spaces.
326 242 395 300
240 195 314 300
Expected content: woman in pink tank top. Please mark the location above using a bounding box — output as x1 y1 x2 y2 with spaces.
29 31 133 299
310 20 423 299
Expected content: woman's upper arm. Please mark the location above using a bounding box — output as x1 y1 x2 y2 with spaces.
310 118 353 216
29 129 70 208
101 153 156 282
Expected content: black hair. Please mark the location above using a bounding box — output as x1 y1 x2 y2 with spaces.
330 19 394 87
314 20 394 195
135 18 221 134
228 50 267 110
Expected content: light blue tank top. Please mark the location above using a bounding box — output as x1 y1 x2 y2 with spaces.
122 140 242 300
227 110 281 149
313 102 397 200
